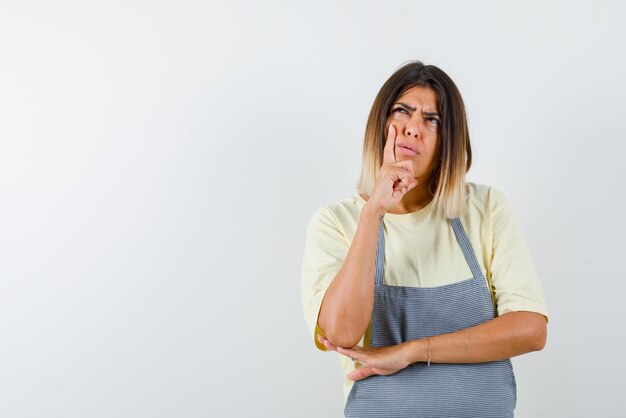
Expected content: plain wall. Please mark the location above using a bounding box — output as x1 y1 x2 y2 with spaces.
1 0 624 417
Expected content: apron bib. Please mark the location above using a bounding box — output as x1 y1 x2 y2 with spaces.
344 218 517 417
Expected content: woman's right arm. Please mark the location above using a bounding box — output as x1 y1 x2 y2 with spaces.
317 125 417 348
317 203 383 348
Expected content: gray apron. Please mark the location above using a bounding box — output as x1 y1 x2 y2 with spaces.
344 217 517 417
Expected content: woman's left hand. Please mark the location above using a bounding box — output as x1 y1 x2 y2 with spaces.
318 335 413 381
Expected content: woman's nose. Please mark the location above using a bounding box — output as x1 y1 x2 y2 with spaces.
404 118 421 138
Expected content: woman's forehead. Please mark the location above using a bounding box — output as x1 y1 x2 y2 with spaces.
395 86 438 110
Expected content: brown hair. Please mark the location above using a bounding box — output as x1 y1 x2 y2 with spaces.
357 60 472 218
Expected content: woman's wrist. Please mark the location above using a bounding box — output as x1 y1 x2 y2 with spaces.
361 201 385 221
405 338 429 364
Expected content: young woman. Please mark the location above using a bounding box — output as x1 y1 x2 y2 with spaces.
301 61 548 417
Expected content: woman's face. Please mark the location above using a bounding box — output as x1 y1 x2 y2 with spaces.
385 86 440 179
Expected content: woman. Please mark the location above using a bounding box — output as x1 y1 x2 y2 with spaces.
301 61 548 417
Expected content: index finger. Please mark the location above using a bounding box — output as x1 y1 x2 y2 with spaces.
383 124 396 164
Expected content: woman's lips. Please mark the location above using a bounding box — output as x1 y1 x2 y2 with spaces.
397 145 419 157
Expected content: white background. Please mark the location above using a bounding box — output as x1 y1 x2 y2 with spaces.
1 1 624 417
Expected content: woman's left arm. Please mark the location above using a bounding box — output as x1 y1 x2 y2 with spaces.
320 310 547 381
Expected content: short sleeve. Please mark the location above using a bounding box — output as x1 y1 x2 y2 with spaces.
301 205 349 351
488 190 549 322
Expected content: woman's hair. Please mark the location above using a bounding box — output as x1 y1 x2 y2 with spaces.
357 61 472 219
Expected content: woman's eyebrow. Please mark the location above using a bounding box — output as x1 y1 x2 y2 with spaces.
394 102 417 111
395 102 440 117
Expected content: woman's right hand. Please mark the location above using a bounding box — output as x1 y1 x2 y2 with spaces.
366 125 419 216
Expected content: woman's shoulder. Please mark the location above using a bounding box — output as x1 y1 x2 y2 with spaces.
307 191 364 230
464 182 515 224
325 191 365 214
466 182 510 213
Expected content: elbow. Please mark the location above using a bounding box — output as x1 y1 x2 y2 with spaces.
326 335 362 349
322 321 365 348
532 325 547 351
325 328 363 348
526 314 548 352
318 301 369 348
506 311 547 353
529 329 547 352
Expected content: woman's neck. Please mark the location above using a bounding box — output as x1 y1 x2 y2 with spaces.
387 183 433 214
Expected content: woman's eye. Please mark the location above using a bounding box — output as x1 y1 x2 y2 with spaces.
392 107 408 114
427 117 440 125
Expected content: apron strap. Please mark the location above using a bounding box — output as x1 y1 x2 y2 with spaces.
450 217 484 279
374 219 385 286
